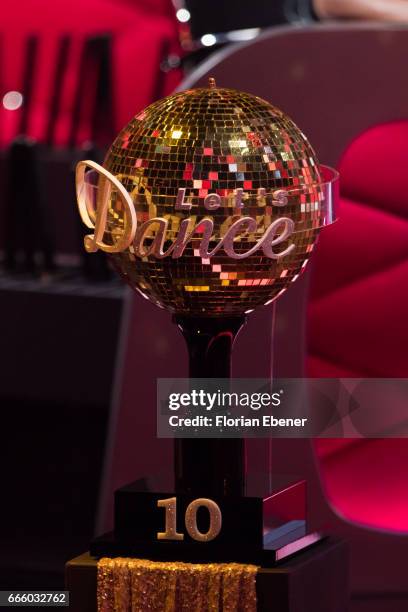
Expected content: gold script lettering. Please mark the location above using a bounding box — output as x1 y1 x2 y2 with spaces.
75 161 297 260
76 160 136 253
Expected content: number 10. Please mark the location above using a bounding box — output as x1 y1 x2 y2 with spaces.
157 497 222 542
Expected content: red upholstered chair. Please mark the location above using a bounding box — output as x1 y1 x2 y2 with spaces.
308 120 408 533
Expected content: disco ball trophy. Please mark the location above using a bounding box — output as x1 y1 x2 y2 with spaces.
75 79 337 567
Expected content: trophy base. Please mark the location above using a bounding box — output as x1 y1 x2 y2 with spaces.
67 538 349 612
90 474 321 565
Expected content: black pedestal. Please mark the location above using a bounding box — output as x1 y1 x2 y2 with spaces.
90 475 315 565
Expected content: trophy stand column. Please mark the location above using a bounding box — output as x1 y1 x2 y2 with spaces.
173 315 246 497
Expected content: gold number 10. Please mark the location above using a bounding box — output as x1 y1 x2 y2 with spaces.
157 497 222 542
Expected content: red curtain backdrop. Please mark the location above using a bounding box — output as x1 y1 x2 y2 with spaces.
0 0 181 146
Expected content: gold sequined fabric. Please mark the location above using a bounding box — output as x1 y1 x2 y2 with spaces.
97 557 258 611
100 85 324 316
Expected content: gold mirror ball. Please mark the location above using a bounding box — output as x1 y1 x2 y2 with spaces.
80 80 329 317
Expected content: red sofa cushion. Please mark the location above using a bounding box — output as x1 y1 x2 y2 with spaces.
308 121 408 532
